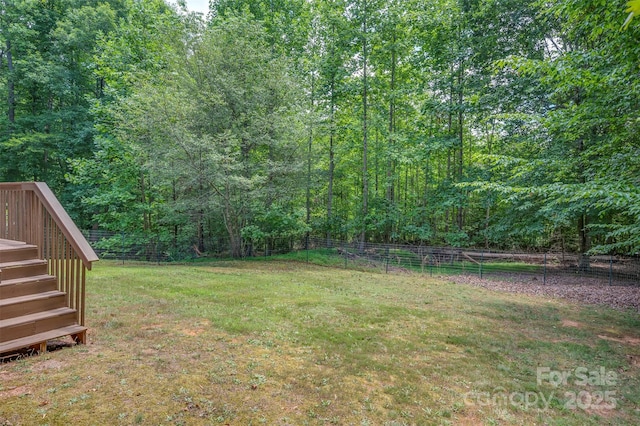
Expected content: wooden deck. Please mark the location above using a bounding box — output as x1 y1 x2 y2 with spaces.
0 238 86 355
1 182 98 356
0 238 27 249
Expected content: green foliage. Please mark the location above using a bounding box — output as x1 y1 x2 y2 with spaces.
74 11 306 256
210 0 311 57
68 135 150 231
3 0 640 256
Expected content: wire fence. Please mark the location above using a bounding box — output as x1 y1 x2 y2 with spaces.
82 230 307 262
82 230 640 286
304 238 640 286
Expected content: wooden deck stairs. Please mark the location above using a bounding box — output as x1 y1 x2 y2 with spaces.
0 182 98 356
0 239 86 354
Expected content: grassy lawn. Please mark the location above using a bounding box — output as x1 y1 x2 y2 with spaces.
1 260 639 425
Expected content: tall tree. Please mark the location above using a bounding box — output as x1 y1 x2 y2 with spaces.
111 14 305 257
0 0 118 193
465 0 640 256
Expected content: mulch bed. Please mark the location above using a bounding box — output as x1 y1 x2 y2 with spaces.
448 274 640 312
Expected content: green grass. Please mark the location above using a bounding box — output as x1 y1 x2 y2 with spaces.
1 260 639 425
261 248 350 268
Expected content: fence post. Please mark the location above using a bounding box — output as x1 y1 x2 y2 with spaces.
344 242 348 269
383 246 388 273
306 234 310 263
429 249 433 277
543 253 547 285
480 250 484 279
121 232 125 265
609 255 613 286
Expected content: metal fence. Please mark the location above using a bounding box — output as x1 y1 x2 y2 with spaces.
304 238 640 286
82 230 640 286
81 230 305 262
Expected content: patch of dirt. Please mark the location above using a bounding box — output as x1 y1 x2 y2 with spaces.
140 324 165 331
561 319 583 328
0 385 31 398
32 359 64 372
181 328 206 336
626 355 640 366
597 335 640 346
449 274 640 312
0 370 19 381
179 320 211 337
583 406 619 418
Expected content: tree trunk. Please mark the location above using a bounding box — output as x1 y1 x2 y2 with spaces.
140 171 150 232
172 175 178 250
485 119 495 248
223 202 243 258
7 40 15 124
456 59 464 231
306 72 314 231
198 150 206 253
360 0 369 247
578 213 590 271
327 78 336 247
228 229 243 258
385 31 397 242
139 171 154 260
374 130 379 195
445 64 454 235
386 32 396 205
576 137 590 270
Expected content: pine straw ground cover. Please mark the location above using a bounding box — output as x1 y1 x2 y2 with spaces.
1 261 639 425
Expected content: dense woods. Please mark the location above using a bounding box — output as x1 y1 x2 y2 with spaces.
1 0 639 258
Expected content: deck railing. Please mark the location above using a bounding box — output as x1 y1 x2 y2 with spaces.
0 182 98 325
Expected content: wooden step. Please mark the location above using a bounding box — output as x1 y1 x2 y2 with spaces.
0 324 87 355
0 307 78 343
0 238 88 356
0 242 38 263
0 291 67 320
0 259 48 280
0 274 58 299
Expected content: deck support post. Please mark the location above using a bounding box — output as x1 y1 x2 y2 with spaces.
71 330 87 345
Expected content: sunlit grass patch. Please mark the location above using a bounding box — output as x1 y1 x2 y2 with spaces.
1 260 638 425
